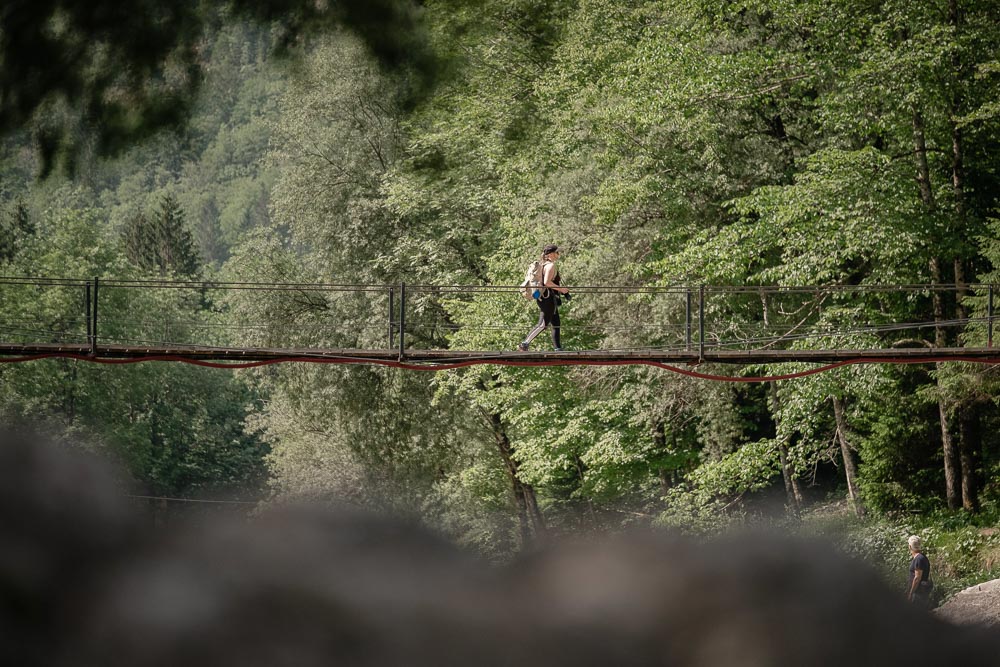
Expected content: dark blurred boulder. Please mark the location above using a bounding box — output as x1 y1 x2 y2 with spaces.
3 429 999 667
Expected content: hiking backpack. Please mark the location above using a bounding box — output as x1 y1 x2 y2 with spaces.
520 260 546 299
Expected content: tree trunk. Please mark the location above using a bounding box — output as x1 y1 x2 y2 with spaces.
947 1 979 512
929 262 961 508
776 442 802 512
832 396 865 517
769 383 802 512
521 476 545 537
913 108 962 509
958 406 979 512
653 421 673 496
950 84 969 331
936 393 961 510
948 114 976 511
913 107 946 351
789 455 804 507
912 110 936 209
950 104 967 326
63 360 77 424
485 410 545 545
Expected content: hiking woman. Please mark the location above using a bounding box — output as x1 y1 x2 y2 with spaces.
907 535 933 609
518 244 570 351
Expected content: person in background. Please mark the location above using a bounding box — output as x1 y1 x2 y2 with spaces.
907 535 933 609
518 244 570 352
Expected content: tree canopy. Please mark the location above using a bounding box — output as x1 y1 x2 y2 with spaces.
2 0 1000 566
0 0 435 175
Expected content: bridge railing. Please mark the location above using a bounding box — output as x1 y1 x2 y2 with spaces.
401 283 995 354
101 280 393 350
0 277 995 355
0 277 92 346
402 284 697 353
0 277 397 352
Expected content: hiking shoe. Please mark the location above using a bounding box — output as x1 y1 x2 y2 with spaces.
517 342 529 352
553 347 564 352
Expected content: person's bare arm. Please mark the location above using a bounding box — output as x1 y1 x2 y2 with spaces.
908 567 923 601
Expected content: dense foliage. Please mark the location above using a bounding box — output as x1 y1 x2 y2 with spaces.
2 1 1000 562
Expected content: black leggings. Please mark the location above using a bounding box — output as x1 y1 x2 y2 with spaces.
523 295 560 348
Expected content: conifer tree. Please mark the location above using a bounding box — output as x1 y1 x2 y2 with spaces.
153 194 201 277
0 200 33 263
121 195 202 277
122 211 156 270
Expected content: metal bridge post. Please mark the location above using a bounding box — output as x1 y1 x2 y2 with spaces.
989 284 994 348
685 289 692 351
85 281 93 346
698 285 705 362
91 277 99 356
388 287 395 349
398 282 406 361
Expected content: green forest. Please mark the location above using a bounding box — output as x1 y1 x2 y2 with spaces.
2 0 1000 598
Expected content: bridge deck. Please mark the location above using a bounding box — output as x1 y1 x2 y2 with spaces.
2 343 997 365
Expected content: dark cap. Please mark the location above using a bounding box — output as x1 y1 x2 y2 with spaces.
542 244 559 255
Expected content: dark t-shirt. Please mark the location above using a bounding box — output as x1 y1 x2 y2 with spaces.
539 262 561 302
543 262 560 286
908 553 931 587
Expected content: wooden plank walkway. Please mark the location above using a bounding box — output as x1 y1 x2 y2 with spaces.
2 342 999 365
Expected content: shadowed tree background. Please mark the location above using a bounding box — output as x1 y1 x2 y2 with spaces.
1 0 999 594
0 0 436 176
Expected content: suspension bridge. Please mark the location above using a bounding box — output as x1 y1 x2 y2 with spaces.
1 276 998 381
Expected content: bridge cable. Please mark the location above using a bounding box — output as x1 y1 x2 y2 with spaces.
2 352 999 383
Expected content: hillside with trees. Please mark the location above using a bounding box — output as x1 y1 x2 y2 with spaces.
1 0 999 595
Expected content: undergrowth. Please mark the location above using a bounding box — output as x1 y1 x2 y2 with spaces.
799 502 1000 606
